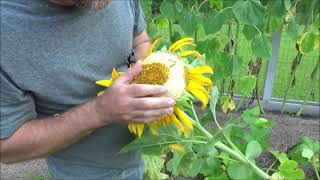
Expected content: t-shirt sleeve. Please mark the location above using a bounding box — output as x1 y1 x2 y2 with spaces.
133 0 146 38
0 69 37 139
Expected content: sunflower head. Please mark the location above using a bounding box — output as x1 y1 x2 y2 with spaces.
95 37 213 138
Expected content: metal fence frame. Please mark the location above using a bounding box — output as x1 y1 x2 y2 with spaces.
237 29 320 117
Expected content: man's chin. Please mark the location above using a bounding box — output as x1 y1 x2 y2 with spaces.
73 0 112 9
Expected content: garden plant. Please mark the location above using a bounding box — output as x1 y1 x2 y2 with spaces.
97 0 319 179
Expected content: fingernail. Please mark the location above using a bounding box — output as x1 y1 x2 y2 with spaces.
167 108 174 114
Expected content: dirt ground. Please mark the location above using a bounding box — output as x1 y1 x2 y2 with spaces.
1 111 319 179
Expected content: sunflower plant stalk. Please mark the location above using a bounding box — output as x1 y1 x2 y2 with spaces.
96 38 270 179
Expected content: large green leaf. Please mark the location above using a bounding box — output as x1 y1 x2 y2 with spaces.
238 75 257 97
242 25 259 40
167 151 203 177
288 137 320 164
204 9 227 34
179 11 203 36
266 0 286 17
278 160 305 180
245 140 262 161
286 17 299 41
266 15 283 34
120 125 183 155
140 0 152 19
227 162 253 179
160 0 176 21
298 30 320 54
143 155 165 180
251 33 272 61
232 0 265 26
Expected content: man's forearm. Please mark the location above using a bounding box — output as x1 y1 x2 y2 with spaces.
132 31 151 60
0 100 103 164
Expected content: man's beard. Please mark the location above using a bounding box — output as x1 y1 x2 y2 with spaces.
72 0 112 9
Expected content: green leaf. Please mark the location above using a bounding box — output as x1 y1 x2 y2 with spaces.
143 155 165 180
243 106 260 125
196 38 221 59
238 75 257 97
160 0 176 21
209 86 219 120
204 9 227 34
140 0 152 19
179 11 202 36
155 17 169 29
278 160 305 180
232 0 265 26
227 162 252 179
167 151 203 177
313 14 320 28
242 25 259 40
231 55 244 76
288 137 320 164
245 140 262 161
204 172 228 180
267 15 283 34
120 126 182 155
220 95 236 113
298 30 320 54
251 33 272 61
270 150 289 164
286 18 299 41
284 0 292 11
267 0 286 17
176 92 194 113
302 148 314 160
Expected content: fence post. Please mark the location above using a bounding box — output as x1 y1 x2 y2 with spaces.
262 29 282 101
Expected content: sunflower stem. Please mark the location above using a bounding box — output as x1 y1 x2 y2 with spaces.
190 105 270 179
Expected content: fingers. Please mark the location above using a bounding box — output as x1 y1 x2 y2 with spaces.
132 97 175 110
117 61 142 84
132 107 173 119
128 84 167 97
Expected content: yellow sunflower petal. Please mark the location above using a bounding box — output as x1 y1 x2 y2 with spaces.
136 123 144 138
170 114 188 135
169 38 193 51
169 144 186 153
149 122 159 135
174 107 193 131
179 50 204 60
95 80 113 87
189 66 213 75
187 82 209 109
97 90 105 96
171 42 196 52
189 74 213 91
128 124 133 133
146 36 161 56
111 68 119 80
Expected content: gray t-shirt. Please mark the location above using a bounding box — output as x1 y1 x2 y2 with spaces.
1 0 145 179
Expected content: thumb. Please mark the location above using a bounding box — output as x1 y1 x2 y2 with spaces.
118 61 142 84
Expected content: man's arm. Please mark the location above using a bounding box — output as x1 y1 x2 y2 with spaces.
132 31 151 60
0 32 174 164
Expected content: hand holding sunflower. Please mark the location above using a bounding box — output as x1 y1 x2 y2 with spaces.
96 38 213 137
93 61 175 127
